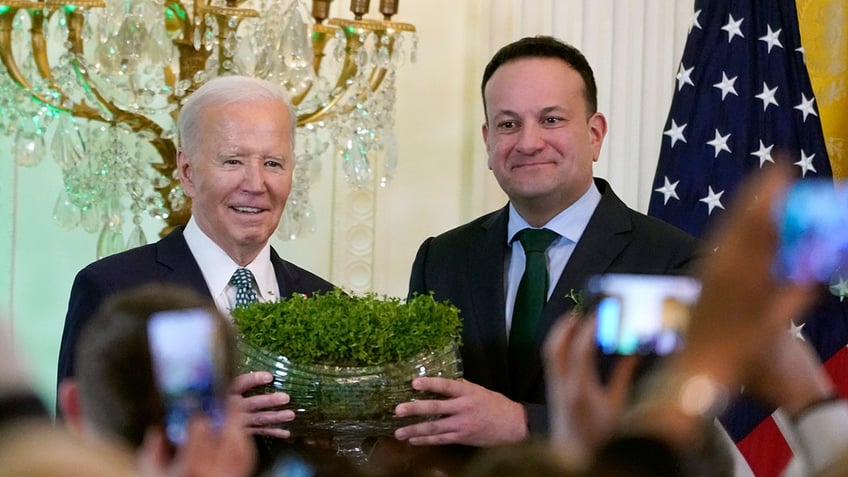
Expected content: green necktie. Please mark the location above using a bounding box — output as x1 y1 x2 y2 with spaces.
510 228 559 358
230 267 259 308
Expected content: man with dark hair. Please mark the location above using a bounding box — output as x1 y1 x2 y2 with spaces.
481 36 600 117
394 36 698 447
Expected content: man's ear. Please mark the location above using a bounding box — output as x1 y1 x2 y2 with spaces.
482 122 494 170
176 148 196 198
57 378 84 435
588 112 608 162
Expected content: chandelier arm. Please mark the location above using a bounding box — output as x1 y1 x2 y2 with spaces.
0 10 43 94
164 0 191 55
61 8 159 130
201 5 259 20
364 25 406 91
173 40 211 91
193 0 203 34
310 24 336 75
295 20 368 126
289 24 336 107
296 19 414 125
365 62 387 92
204 6 258 76
296 62 386 126
27 8 54 80
294 63 356 125
0 7 95 118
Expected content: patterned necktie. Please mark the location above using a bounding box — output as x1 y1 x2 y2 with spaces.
230 267 259 308
510 228 559 358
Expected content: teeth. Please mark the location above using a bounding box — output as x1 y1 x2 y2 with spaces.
233 206 262 213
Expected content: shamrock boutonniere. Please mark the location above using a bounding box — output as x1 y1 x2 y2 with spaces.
565 288 584 313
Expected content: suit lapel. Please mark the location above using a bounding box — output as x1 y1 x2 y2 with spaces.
155 227 214 298
270 247 299 299
548 183 633 310
467 207 512 393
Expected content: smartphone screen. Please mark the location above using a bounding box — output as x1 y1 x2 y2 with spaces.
773 179 848 284
147 308 226 446
588 274 701 355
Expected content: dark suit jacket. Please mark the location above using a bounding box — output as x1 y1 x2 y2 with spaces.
408 178 699 435
57 227 336 388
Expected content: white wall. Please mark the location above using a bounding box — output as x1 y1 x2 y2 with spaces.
0 0 694 409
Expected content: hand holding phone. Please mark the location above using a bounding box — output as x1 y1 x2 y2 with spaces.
147 308 228 446
587 274 701 356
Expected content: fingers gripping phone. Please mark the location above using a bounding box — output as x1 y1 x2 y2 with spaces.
147 308 228 445
587 274 702 356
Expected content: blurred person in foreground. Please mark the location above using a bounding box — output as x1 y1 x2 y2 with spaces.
395 35 697 450
1 289 254 477
1 324 133 477
58 284 255 477
57 75 336 439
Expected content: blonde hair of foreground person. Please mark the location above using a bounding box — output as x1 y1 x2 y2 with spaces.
0 422 139 477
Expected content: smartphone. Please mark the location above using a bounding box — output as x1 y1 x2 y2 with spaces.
147 308 227 446
773 179 848 284
587 274 701 355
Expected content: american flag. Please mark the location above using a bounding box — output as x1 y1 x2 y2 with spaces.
647 0 848 475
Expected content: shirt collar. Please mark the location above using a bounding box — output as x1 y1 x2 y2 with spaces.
183 217 277 301
508 180 602 244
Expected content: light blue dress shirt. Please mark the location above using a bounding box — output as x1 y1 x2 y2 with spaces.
505 182 602 333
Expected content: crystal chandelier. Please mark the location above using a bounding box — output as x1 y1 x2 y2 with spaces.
0 0 415 257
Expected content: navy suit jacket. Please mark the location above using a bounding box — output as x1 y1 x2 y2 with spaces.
57 227 336 388
408 178 699 435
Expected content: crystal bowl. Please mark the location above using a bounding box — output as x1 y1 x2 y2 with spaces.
239 338 463 460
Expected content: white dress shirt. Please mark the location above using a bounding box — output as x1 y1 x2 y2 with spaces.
183 217 280 315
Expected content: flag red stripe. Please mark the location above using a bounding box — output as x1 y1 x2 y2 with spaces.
823 345 848 399
736 416 793 477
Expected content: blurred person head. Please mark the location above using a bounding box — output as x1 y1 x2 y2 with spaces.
57 283 237 450
0 319 49 426
177 75 297 266
463 442 578 477
260 447 362 477
0 422 138 477
480 36 607 226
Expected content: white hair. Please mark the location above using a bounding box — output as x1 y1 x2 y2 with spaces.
178 75 297 158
